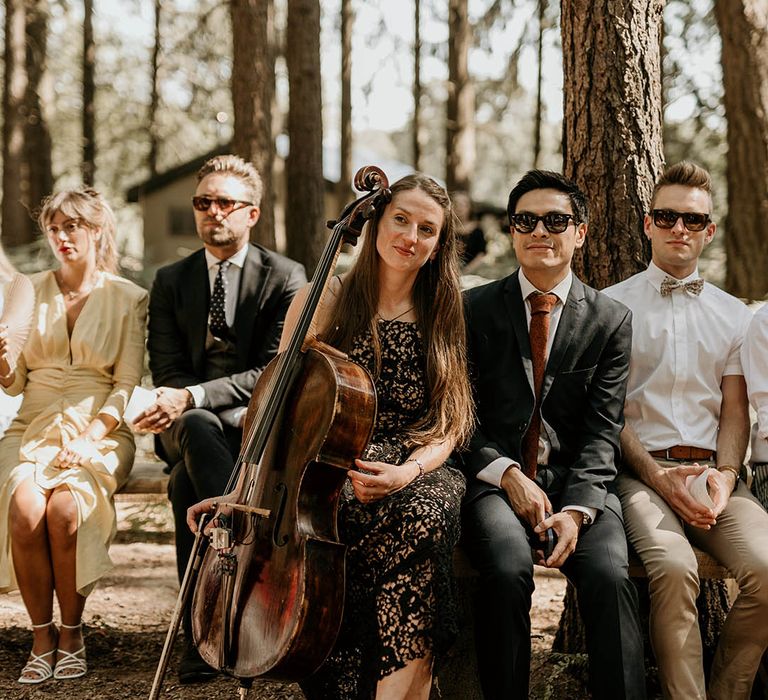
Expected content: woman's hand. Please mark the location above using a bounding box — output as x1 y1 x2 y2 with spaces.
348 458 420 503
54 435 98 469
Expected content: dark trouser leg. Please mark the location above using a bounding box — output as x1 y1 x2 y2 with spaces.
161 409 240 637
462 490 535 699
560 493 646 700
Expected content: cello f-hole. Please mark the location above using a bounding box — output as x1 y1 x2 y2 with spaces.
272 483 289 547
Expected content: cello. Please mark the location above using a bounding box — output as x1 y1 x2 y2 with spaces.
184 167 390 690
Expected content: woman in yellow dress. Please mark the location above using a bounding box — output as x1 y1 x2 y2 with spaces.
0 188 147 683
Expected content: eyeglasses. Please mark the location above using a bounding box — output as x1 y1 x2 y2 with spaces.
510 212 578 234
192 196 253 214
651 209 711 232
45 219 89 237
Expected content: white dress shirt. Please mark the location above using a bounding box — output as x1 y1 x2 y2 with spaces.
604 261 752 452
186 245 249 413
742 303 768 462
476 271 596 524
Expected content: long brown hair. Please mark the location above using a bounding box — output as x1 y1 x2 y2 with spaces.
322 174 475 448
38 188 119 274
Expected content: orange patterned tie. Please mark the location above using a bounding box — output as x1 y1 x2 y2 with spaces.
521 292 558 478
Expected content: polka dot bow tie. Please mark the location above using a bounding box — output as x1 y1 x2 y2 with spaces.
659 276 704 297
209 260 231 338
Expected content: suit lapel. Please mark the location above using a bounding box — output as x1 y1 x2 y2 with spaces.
234 244 271 365
503 271 534 392
541 275 586 401
188 251 209 374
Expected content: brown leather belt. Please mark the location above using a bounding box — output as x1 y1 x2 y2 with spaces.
649 446 715 461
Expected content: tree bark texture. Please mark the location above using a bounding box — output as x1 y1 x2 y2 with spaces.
82 0 95 185
285 0 325 274
2 0 52 247
446 0 475 194
231 0 277 250
714 0 768 300
561 0 664 289
413 0 422 171
148 0 162 176
338 0 353 212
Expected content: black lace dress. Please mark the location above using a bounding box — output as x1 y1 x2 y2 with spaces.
300 319 466 699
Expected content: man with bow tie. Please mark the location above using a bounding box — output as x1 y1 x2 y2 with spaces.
462 170 646 699
604 161 768 700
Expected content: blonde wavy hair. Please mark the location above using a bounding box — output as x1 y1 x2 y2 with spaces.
38 188 119 274
321 174 475 449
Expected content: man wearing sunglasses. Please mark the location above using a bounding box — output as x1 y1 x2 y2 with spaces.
604 161 768 699
134 154 306 684
462 170 645 699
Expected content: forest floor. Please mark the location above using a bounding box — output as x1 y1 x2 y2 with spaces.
0 497 585 700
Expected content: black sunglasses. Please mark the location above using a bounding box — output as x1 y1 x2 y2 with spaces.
510 212 578 234
192 196 253 213
651 209 711 232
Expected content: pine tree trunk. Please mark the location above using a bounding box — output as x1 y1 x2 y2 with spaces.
560 0 664 289
337 0 353 212
82 0 95 185
3 0 52 247
231 0 277 250
446 0 474 194
147 0 161 176
285 0 325 274
714 0 768 301
532 0 545 169
413 0 422 171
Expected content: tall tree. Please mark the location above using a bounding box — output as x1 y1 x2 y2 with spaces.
413 0 422 170
82 0 95 185
338 0 353 210
714 0 768 300
231 0 277 250
3 0 53 247
532 0 546 169
147 0 162 176
285 0 325 273
561 0 664 289
446 0 475 194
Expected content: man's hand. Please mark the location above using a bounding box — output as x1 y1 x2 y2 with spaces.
534 511 581 568
500 466 553 529
132 386 192 434
650 463 717 529
709 469 737 518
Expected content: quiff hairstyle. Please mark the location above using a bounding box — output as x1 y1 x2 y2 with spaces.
197 154 263 208
38 188 119 274
507 169 589 226
650 161 713 210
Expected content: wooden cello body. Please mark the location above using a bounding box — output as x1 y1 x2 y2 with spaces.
190 167 390 681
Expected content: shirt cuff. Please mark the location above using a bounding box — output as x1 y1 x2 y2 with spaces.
477 457 520 487
185 384 206 408
561 505 597 525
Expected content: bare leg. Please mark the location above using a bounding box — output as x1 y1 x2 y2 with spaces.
47 486 86 668
375 655 433 700
9 478 58 675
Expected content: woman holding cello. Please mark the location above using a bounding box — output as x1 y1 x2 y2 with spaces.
188 173 474 699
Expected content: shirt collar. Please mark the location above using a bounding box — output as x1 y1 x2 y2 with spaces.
645 260 701 294
205 244 248 271
519 269 572 306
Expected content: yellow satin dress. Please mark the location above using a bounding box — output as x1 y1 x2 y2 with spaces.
0 270 147 596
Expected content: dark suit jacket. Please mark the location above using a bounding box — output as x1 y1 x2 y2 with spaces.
463 270 632 513
147 243 306 411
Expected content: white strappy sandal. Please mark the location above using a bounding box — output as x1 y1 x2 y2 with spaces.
17 620 57 684
53 622 87 680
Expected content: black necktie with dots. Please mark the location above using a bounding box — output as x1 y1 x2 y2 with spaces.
209 260 231 338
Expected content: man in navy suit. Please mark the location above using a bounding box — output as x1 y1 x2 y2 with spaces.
462 170 645 699
135 155 306 683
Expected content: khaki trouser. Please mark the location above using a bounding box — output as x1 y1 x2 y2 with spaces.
617 465 768 700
